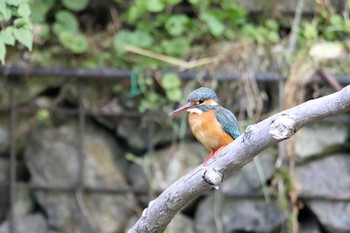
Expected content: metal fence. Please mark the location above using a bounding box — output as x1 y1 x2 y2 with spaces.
0 66 349 233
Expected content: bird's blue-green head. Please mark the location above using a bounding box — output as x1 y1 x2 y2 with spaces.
169 87 219 116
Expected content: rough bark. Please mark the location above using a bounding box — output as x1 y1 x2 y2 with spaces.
128 85 350 233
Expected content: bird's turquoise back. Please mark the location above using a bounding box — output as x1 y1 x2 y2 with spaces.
213 106 240 139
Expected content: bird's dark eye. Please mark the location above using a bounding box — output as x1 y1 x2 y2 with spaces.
198 99 204 104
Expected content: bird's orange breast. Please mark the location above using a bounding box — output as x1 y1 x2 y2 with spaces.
188 110 234 151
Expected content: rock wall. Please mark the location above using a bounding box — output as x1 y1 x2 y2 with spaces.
0 77 349 233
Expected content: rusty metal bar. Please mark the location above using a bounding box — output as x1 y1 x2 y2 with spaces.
1 66 348 84
0 106 141 117
76 80 86 233
8 77 17 233
0 183 147 194
318 68 343 91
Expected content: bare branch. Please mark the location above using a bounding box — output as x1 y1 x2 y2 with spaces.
128 85 350 233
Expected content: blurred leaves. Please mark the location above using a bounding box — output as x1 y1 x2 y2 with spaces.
61 0 89 11
0 0 33 63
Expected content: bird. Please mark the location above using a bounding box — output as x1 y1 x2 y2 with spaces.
169 87 240 163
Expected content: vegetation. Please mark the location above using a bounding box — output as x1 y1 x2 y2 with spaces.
1 1 349 232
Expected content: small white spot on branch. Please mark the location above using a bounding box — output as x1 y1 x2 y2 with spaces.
142 200 156 217
269 114 296 140
202 168 224 188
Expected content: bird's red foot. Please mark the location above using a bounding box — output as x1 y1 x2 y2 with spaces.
203 146 226 164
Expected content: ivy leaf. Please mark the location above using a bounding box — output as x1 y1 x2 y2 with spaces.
161 73 181 89
146 0 164 12
53 10 79 35
164 0 182 4
58 31 88 54
13 27 32 51
0 40 6 64
0 27 15 45
14 17 32 29
0 5 12 20
160 37 190 57
201 12 225 37
17 2 31 17
29 0 54 23
165 15 189 36
6 0 24 6
113 30 153 54
61 0 90 11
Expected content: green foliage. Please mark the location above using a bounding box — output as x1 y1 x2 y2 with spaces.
29 0 54 23
298 2 350 43
165 15 190 36
61 0 90 11
113 30 154 54
0 0 33 64
161 73 182 102
241 19 280 44
58 31 88 54
51 10 88 53
52 10 79 34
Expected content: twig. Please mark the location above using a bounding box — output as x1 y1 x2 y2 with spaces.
124 44 220 69
286 0 305 62
128 85 350 233
318 68 343 91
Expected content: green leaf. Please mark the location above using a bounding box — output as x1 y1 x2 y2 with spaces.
125 0 146 23
165 15 189 36
160 37 190 57
0 5 12 20
164 0 182 4
302 23 318 40
58 31 88 53
14 17 32 29
113 30 153 54
29 0 54 23
146 0 164 12
201 12 225 37
52 10 79 35
13 27 32 50
0 40 6 64
0 27 15 45
161 73 181 89
166 88 182 101
188 0 200 5
17 2 31 17
61 0 90 11
6 0 24 6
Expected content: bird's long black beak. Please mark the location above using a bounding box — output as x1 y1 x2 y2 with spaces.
169 102 194 116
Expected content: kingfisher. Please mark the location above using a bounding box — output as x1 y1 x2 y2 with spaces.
170 87 240 163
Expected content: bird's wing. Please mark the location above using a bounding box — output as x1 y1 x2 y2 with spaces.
214 106 241 139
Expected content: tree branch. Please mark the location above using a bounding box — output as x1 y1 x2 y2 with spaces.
128 85 350 233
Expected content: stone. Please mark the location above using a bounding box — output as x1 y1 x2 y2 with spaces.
145 142 207 191
0 125 7 154
167 214 195 233
299 218 322 233
222 151 276 195
24 121 136 233
295 153 350 196
195 196 287 233
0 158 9 221
14 187 33 216
0 117 32 154
116 118 173 152
307 201 350 233
295 154 350 233
295 123 349 160
0 214 48 233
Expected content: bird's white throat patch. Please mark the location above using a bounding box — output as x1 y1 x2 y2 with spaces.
187 108 203 115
